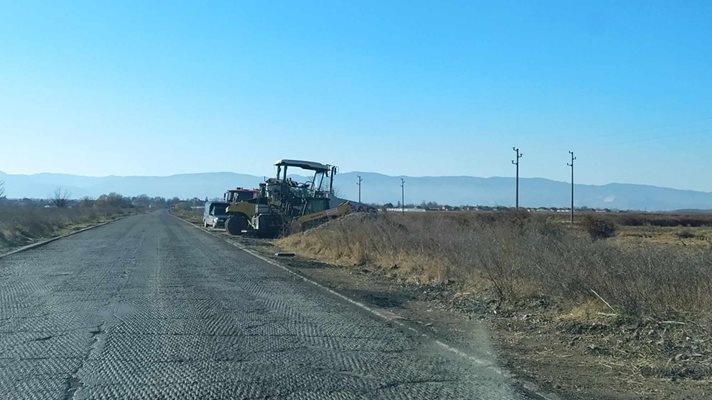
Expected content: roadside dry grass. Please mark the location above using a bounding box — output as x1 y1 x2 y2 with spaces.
279 212 712 316
0 204 131 251
278 211 712 398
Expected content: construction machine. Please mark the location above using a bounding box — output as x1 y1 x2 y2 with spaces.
224 159 351 237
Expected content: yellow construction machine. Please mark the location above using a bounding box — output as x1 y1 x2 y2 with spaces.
224 159 351 237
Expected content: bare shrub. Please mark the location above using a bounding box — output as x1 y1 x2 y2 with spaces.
580 214 617 239
95 192 130 208
78 197 95 208
676 228 696 239
51 187 71 208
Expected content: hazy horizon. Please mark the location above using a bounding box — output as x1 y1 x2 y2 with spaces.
2 168 711 193
3 170 712 212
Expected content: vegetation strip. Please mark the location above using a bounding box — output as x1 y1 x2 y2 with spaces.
0 218 122 259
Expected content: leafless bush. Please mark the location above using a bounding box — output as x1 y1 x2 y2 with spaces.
580 214 617 239
95 192 131 208
0 180 5 199
78 197 95 208
676 228 696 239
51 187 71 208
279 212 712 317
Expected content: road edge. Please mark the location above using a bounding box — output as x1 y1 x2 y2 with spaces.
172 213 562 400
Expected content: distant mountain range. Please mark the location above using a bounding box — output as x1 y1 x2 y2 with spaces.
1 170 710 211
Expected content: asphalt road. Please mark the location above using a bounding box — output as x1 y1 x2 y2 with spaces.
0 211 525 399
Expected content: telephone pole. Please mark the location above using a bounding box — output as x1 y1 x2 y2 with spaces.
512 147 523 209
356 175 362 203
567 151 576 224
400 178 405 213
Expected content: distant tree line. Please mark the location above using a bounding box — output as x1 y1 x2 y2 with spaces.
0 180 224 211
2 192 169 209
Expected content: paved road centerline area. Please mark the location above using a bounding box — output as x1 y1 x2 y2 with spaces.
0 211 524 399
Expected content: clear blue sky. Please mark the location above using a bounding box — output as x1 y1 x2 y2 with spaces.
1 1 711 190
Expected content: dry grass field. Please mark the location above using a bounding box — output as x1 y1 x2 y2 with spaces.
0 204 132 251
279 211 712 317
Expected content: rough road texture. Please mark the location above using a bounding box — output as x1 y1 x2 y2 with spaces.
0 211 524 399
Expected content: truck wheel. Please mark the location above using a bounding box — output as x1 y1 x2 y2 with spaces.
226 215 248 235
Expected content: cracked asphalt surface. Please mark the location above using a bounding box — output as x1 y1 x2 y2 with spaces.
0 211 525 399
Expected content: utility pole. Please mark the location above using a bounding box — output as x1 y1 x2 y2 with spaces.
357 175 362 203
512 147 523 209
400 178 405 213
567 151 576 224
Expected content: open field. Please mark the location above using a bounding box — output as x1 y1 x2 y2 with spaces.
279 211 712 315
0 204 134 252
278 211 712 399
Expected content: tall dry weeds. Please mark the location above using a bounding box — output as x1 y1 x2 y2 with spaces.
0 205 128 249
279 212 712 317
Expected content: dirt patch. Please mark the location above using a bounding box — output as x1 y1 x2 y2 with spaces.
491 306 711 399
